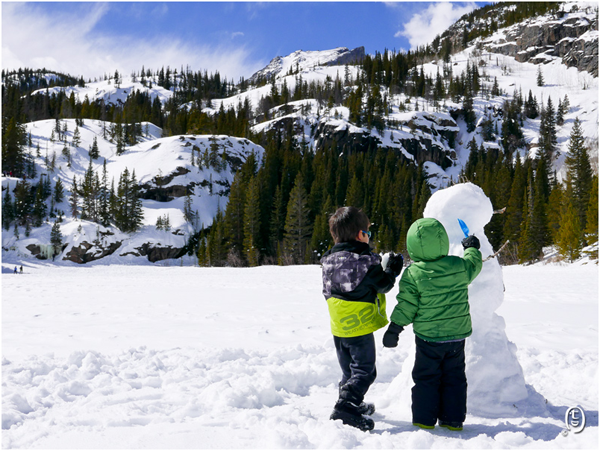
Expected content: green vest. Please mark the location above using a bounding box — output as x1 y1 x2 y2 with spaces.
327 293 389 337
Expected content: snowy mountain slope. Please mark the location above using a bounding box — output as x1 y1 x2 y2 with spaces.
418 41 597 183
204 63 362 117
2 119 263 264
248 46 365 84
30 76 173 106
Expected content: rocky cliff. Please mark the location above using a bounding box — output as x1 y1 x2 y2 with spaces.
484 8 598 76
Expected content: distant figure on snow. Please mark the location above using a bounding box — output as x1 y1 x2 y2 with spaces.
320 206 403 432
19 265 23 274
383 218 482 431
13 266 18 274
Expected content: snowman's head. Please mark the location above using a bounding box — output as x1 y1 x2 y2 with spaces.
423 183 493 245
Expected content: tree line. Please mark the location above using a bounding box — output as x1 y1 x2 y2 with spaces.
196 125 431 267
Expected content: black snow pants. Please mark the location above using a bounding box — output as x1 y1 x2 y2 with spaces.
333 333 377 404
411 336 467 426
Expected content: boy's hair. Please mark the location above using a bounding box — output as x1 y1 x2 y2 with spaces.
329 206 370 243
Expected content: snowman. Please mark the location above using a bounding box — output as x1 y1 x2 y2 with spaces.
380 183 545 418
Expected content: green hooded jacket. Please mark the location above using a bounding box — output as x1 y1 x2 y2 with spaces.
390 218 482 342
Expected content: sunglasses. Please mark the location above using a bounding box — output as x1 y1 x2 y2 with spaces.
362 230 372 238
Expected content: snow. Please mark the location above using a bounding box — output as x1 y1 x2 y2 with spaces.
2 258 597 448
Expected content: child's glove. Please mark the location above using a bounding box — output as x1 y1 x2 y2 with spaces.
385 252 404 277
461 235 480 250
382 323 404 348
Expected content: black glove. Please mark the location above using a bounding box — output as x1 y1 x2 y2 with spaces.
382 323 404 348
461 235 480 250
386 252 404 277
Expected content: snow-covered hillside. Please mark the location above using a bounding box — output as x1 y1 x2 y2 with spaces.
31 77 173 107
2 119 263 264
419 39 598 184
247 46 365 84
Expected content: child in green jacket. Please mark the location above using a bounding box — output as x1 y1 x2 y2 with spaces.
321 206 403 431
382 217 482 431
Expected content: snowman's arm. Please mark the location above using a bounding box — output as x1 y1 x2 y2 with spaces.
390 269 419 327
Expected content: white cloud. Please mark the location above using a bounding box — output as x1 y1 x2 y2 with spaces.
1 3 264 81
396 2 477 50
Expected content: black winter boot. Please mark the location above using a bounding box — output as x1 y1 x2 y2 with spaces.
338 383 375 416
356 402 376 416
330 400 375 432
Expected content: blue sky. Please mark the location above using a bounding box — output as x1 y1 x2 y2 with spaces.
3 1 483 81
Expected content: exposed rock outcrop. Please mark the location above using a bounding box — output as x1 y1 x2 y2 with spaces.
139 167 191 201
484 12 598 76
133 243 186 263
63 240 122 264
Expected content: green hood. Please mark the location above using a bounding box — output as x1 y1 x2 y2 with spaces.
406 218 449 262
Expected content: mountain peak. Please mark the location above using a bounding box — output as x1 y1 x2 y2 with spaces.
248 46 365 83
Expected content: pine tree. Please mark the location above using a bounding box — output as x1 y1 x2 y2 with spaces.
524 90 538 119
283 175 312 264
243 176 262 266
538 97 558 167
224 172 247 253
13 179 33 226
345 174 363 208
2 183 14 230
69 176 79 219
536 65 544 86
584 175 598 245
32 182 47 227
50 221 63 260
183 193 196 226
99 160 110 226
546 184 563 243
116 168 132 231
89 136 100 159
2 117 27 177
310 196 334 262
72 125 81 148
80 159 98 221
269 185 286 256
128 170 144 232
555 98 565 126
564 117 593 232
518 167 548 263
197 233 209 266
556 182 582 262
463 88 476 133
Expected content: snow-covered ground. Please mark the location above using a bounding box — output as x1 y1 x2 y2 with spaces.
2 262 597 448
